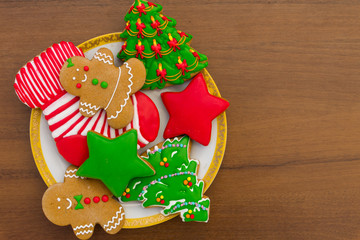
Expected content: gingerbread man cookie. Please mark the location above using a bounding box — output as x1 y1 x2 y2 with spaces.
42 166 125 239
60 48 146 129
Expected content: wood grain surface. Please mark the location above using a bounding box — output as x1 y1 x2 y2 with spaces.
2 0 360 239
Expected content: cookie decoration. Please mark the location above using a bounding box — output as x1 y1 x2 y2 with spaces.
118 0 208 89
13 42 160 166
161 73 230 146
60 48 146 129
76 130 156 197
42 166 125 239
120 136 210 222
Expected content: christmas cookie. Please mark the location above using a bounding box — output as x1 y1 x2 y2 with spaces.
13 42 160 166
60 48 146 129
120 136 210 222
42 166 125 239
161 73 229 146
76 130 155 197
118 0 208 89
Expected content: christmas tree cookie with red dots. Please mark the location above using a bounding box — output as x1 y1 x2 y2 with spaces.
118 0 208 89
120 136 210 222
42 165 125 240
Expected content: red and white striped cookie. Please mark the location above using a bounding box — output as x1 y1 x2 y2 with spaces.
14 42 160 166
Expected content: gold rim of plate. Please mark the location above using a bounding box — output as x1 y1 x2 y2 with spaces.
30 32 227 229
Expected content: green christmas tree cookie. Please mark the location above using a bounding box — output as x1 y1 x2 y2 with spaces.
118 0 208 90
120 136 210 222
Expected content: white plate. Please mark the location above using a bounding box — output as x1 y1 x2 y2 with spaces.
30 33 227 228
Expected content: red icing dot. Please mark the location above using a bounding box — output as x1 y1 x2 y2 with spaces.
188 182 193 187
93 196 100 203
160 199 165 204
76 83 82 88
165 163 169 168
126 194 131 199
102 195 109 202
190 214 195 219
84 66 89 71
84 198 91 204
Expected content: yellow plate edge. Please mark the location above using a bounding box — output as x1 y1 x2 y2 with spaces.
30 32 227 228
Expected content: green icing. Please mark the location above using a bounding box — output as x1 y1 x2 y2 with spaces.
76 130 155 198
121 136 210 222
66 58 74 68
118 0 208 90
74 195 84 210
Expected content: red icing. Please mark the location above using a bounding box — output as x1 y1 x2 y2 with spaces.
84 198 91 204
76 83 81 88
188 182 193 187
56 135 89 166
84 66 89 71
93 196 100 203
136 92 160 144
190 214 194 219
148 2 157 7
102 195 109 202
160 199 165 204
165 163 169 168
161 73 229 146
125 194 130 199
156 67 167 82
137 3 146 17
136 21 146 38
167 38 180 52
178 31 188 38
135 43 145 59
151 43 162 59
128 6 134 14
176 59 189 75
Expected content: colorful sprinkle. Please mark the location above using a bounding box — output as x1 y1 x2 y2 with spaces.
125 188 130 193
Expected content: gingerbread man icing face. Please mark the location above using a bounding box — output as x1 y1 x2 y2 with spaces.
42 166 125 240
60 48 146 129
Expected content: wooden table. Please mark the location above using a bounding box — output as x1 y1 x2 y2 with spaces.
2 0 360 239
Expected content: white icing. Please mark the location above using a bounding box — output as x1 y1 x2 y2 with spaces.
76 69 79 72
103 207 125 232
73 77 76 80
81 73 88 82
58 206 60 209
47 100 79 125
80 102 100 111
75 230 93 236
107 62 133 120
43 93 76 116
57 198 61 201
94 51 113 65
79 110 102 136
171 151 178 158
104 67 121 111
133 181 141 189
65 169 77 173
66 198 72 209
73 224 94 231
79 108 96 116
52 113 82 138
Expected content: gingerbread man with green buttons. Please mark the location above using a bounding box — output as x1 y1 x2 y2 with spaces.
60 48 146 129
42 165 125 240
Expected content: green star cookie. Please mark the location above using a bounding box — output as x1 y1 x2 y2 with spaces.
76 130 155 197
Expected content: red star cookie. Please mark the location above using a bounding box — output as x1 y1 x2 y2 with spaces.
161 73 229 146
